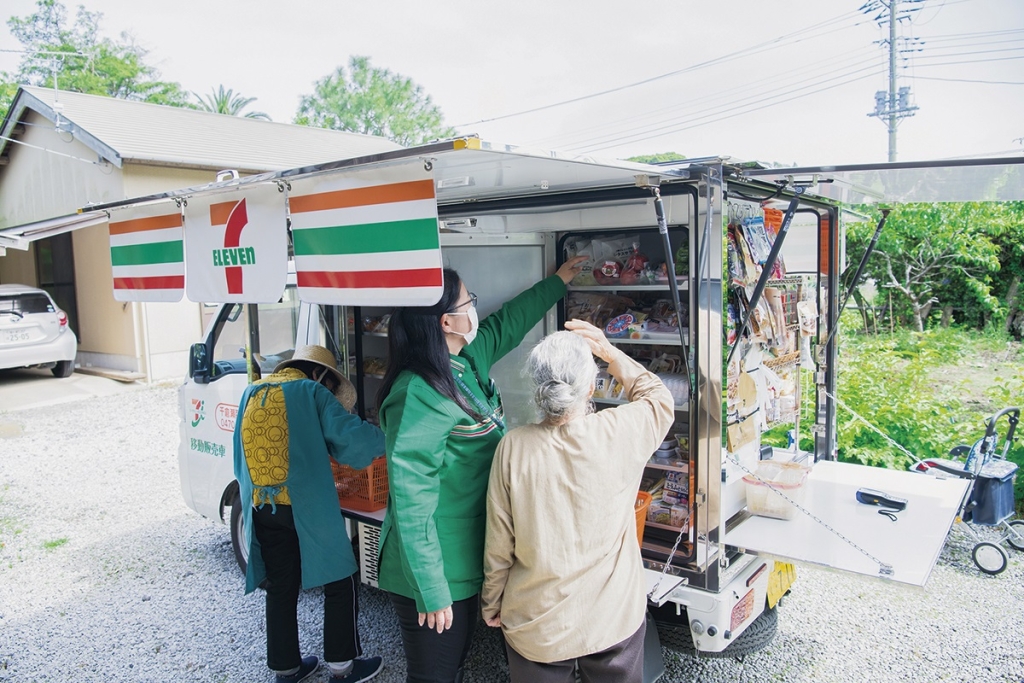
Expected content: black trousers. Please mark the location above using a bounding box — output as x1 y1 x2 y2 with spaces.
252 504 361 672
504 620 646 683
389 592 479 683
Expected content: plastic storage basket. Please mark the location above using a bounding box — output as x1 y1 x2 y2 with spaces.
332 456 389 512
742 460 810 521
635 491 653 545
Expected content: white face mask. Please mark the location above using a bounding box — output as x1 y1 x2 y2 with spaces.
447 306 479 345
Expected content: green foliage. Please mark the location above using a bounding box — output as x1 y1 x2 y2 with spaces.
193 85 270 120
3 0 191 115
42 537 68 550
847 202 1022 332
295 56 456 147
626 152 686 164
834 329 978 469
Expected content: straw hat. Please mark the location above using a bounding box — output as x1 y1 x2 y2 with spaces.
274 345 348 390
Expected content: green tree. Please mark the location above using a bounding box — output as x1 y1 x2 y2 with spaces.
626 152 686 164
1 0 191 120
295 56 455 147
192 85 270 120
846 203 1008 332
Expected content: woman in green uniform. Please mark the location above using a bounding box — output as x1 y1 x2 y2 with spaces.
376 257 585 683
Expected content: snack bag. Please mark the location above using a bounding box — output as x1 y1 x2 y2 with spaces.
565 237 598 286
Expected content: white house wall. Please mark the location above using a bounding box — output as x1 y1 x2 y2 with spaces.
0 110 124 228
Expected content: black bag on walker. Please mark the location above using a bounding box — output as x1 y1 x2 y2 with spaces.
966 460 1017 526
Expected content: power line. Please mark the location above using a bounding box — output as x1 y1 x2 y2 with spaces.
454 7 868 128
562 67 886 153
913 54 1024 67
526 44 883 149
909 74 1024 85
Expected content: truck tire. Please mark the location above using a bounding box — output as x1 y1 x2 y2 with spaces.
229 492 249 574
51 360 74 378
655 604 778 659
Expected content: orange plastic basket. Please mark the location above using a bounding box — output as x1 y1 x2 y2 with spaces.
635 491 652 545
332 456 389 512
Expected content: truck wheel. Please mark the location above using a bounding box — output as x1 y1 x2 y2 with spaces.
655 605 778 659
51 360 74 378
230 492 249 574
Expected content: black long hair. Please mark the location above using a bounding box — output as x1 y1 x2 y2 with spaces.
376 269 480 419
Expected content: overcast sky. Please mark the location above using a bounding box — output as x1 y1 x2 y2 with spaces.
2 0 1023 166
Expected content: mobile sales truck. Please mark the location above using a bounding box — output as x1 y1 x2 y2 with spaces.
76 139 1022 657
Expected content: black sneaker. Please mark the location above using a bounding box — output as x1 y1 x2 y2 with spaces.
276 656 319 683
328 656 383 683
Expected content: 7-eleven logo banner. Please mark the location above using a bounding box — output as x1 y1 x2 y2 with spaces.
183 184 288 303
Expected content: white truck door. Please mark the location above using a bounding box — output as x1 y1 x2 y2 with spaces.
178 289 302 521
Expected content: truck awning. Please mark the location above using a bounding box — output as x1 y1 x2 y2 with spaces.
0 210 109 251
741 156 1024 204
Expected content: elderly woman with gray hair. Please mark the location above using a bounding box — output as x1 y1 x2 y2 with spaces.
481 319 675 683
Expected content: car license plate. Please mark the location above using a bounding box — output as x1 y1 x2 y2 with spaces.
2 329 31 343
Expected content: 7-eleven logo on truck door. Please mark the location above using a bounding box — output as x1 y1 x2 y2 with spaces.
183 185 288 304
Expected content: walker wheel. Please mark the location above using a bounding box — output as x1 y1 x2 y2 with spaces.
1007 520 1024 552
972 541 1009 575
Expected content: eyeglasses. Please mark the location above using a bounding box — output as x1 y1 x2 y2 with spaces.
451 292 478 311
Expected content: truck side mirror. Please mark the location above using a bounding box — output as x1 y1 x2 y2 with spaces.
189 342 212 383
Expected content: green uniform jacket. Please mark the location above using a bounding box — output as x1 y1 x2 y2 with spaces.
233 373 385 594
378 275 567 613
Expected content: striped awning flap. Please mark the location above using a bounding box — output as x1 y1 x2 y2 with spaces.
108 202 184 302
287 162 443 307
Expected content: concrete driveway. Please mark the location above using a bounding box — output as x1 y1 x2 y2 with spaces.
0 367 144 414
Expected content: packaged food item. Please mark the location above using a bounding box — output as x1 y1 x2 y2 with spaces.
594 259 623 285
593 369 613 399
670 504 689 528
619 243 649 286
648 503 672 525
565 237 598 286
741 216 773 265
605 312 633 338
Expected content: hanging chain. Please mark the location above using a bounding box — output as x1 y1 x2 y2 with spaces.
728 454 894 577
822 389 922 466
647 517 689 601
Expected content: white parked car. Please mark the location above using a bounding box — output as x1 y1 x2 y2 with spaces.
0 284 77 377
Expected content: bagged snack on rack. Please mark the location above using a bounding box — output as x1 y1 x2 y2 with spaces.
566 292 609 325
619 243 649 286
591 234 634 266
564 237 598 286
741 216 773 265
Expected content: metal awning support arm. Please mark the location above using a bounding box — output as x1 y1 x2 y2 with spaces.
726 186 804 367
648 185 694 400
819 208 890 355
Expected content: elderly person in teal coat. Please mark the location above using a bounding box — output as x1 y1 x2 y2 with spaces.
233 345 385 683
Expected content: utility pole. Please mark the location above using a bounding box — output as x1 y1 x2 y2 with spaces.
863 0 923 161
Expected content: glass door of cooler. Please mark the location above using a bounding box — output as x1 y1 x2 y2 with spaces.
556 226 695 569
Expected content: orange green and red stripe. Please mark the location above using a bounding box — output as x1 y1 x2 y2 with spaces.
289 173 443 306
108 207 185 302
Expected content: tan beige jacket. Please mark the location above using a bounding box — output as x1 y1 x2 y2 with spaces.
481 353 674 662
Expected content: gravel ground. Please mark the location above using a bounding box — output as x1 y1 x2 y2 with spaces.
1 385 1022 683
